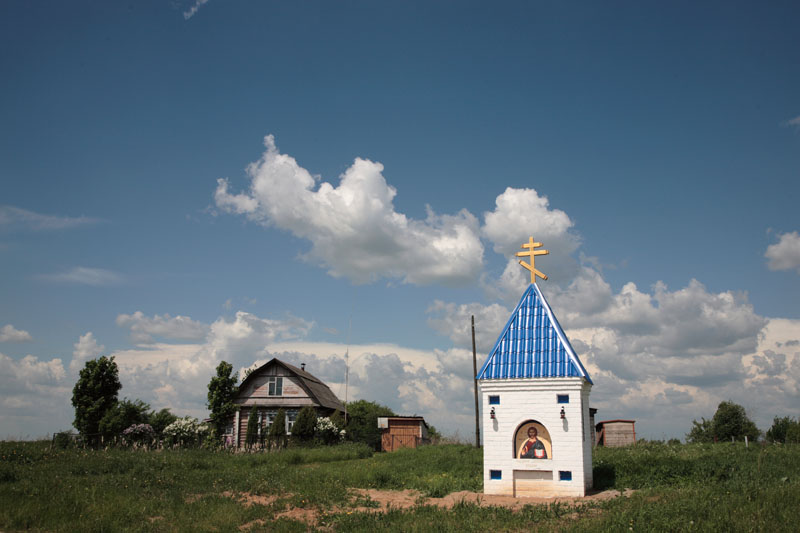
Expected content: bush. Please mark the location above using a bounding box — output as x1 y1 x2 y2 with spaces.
52 432 75 450
292 406 317 444
162 417 209 448
316 416 346 445
245 408 260 449
121 424 155 447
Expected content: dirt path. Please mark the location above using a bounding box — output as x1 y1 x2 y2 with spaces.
348 487 633 512
232 488 634 530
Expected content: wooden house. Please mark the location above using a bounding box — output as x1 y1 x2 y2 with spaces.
595 420 636 447
378 416 429 452
227 358 344 448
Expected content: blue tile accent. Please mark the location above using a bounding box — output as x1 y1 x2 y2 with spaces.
557 394 569 404
490 470 502 480
489 395 500 405
477 284 592 383
559 471 572 481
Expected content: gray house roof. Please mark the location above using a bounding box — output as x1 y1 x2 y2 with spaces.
237 358 344 412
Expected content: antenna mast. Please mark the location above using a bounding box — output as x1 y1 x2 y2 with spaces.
344 313 352 421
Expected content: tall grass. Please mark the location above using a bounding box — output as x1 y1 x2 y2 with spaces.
1 440 798 531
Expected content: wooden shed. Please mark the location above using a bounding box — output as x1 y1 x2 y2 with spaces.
378 416 429 452
595 419 636 447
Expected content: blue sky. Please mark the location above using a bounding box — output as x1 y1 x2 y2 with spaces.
1 0 799 440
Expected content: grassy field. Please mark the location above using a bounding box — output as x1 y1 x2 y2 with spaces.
1 440 798 531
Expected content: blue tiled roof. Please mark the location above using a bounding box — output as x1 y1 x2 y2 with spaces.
477 284 592 383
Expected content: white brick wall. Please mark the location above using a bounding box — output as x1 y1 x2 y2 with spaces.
480 378 592 497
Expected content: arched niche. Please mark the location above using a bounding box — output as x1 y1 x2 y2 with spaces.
513 420 552 459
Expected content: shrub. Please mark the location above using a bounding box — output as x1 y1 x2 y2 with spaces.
245 408 260 449
316 416 346 445
268 408 287 449
52 432 75 450
121 424 155 447
292 406 317 444
162 417 209 448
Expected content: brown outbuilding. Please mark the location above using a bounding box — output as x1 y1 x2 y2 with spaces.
378 416 429 452
595 419 636 447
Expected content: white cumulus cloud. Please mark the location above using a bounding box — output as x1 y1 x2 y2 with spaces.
765 231 800 273
214 135 484 286
0 324 32 343
70 332 105 373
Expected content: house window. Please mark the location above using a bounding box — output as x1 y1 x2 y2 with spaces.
267 377 283 396
489 395 500 405
490 470 502 480
264 410 277 430
286 410 298 433
557 394 569 404
559 471 572 481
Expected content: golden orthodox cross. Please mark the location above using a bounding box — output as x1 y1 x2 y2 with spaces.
516 236 549 284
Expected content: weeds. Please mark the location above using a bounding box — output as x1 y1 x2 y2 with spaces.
1 440 798 531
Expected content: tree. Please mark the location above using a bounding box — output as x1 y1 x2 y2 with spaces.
427 424 442 443
344 400 395 450
207 361 238 441
292 406 318 444
245 408 260 449
72 356 121 446
148 408 178 437
686 417 713 443
687 401 760 443
711 401 760 442
269 408 287 449
98 398 150 441
766 416 800 444
787 421 800 444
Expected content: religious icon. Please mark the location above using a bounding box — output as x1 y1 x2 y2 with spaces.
515 421 552 459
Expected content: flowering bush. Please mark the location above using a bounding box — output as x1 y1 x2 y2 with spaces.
315 416 346 445
162 417 209 448
122 424 155 447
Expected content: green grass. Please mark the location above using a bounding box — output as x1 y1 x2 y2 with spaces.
1 440 798 531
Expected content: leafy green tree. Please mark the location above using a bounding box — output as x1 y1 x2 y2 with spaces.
98 398 150 441
72 356 121 446
711 401 760 442
292 406 318 444
686 417 713 443
787 421 800 444
767 416 800 444
148 408 178 437
427 424 442 443
688 402 760 443
245 408 260 449
345 400 395 450
330 410 345 430
269 408 287 449
207 361 238 441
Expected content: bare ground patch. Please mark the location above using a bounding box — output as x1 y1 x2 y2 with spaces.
349 488 633 512
233 488 633 529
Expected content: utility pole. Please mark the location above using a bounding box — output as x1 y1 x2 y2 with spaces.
472 315 480 448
